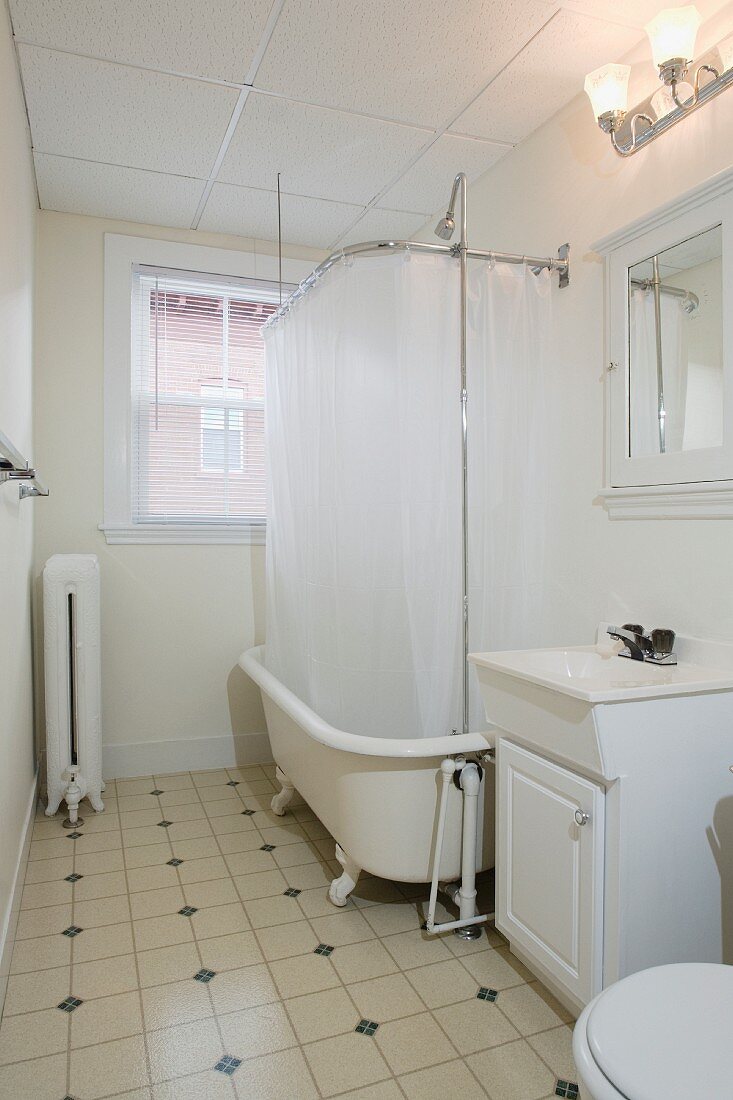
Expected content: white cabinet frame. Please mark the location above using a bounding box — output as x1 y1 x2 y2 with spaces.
594 167 733 518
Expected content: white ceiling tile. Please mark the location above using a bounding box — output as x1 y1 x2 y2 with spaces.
9 0 274 83
559 0 730 29
335 207 428 248
379 133 510 216
254 0 557 127
18 45 238 178
452 11 639 144
199 183 362 250
219 92 432 206
34 153 204 227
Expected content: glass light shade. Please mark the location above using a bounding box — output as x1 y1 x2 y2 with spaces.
717 34 733 73
651 85 677 119
645 6 701 67
584 64 631 118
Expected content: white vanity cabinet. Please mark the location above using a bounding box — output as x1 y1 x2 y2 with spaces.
470 625 733 1016
496 740 605 1007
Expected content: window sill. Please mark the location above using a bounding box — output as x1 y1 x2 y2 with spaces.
598 482 733 519
98 523 266 545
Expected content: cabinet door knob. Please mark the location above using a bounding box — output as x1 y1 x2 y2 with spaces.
574 809 590 827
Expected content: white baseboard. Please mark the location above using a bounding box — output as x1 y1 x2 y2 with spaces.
103 731 272 779
0 770 39 1017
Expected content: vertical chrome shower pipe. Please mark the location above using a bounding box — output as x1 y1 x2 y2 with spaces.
456 172 469 739
651 254 667 454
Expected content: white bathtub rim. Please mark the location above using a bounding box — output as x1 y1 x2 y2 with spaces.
239 646 492 759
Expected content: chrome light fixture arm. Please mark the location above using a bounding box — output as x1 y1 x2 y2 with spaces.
671 62 719 109
609 112 655 157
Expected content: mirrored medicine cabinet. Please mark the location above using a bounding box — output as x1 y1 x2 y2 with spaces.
595 171 733 518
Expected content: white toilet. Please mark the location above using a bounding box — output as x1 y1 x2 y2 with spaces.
572 963 733 1098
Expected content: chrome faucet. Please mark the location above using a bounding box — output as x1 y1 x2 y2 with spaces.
607 624 677 665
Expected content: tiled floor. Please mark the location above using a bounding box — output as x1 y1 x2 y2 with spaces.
0 764 580 1099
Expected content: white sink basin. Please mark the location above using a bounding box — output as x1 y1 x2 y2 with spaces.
469 641 733 703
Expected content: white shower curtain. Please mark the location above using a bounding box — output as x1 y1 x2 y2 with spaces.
264 252 550 739
467 261 550 725
630 287 688 455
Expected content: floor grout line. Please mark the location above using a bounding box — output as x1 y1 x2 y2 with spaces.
158 772 237 1099
5 767 578 1098
203 765 326 1099
106 774 153 1096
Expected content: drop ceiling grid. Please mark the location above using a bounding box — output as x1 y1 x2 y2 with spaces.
451 9 641 144
9 0 690 249
17 44 240 179
254 0 560 128
216 93 435 208
8 0 276 83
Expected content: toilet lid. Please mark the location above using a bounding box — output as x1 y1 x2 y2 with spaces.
587 964 733 1099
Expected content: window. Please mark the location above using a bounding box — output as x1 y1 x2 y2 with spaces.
200 385 244 472
131 266 282 526
102 235 310 544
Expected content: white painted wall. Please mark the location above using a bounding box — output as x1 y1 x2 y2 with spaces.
423 5 733 646
0 1 39 999
33 212 324 777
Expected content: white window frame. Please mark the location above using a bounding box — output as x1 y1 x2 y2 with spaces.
101 234 313 545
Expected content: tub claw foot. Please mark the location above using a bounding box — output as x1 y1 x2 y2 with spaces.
329 843 361 907
271 766 295 817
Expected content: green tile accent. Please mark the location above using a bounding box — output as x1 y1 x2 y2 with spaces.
355 1019 379 1036
194 968 216 983
476 986 498 1002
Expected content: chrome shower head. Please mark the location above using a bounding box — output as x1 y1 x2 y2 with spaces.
434 214 456 240
681 291 700 315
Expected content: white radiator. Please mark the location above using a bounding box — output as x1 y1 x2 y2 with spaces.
44 554 104 824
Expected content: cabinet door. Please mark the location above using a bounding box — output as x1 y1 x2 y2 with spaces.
497 739 605 1006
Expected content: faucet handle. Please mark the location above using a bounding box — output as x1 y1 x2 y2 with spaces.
650 628 675 658
622 623 646 636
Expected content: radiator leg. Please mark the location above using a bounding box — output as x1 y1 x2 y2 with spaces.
88 790 105 813
45 787 64 817
270 766 295 817
328 843 361 908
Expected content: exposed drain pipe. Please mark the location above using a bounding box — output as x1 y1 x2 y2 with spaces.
425 755 494 938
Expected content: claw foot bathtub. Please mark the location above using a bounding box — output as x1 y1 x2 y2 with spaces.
240 646 495 906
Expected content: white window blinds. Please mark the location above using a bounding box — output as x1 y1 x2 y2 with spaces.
131 265 285 526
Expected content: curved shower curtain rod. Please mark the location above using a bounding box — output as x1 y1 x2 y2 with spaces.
263 237 571 329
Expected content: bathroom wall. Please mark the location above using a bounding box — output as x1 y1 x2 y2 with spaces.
33 212 324 777
0 2 39 994
435 4 733 647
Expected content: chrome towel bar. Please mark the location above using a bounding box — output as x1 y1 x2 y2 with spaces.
0 428 49 499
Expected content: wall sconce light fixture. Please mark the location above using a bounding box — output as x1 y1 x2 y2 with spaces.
585 6 733 156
